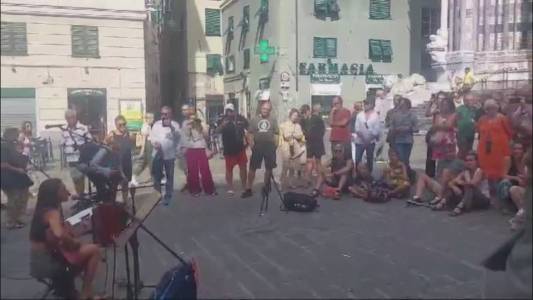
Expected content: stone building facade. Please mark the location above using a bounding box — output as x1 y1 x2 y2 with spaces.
429 0 532 89
220 0 413 120
0 0 147 141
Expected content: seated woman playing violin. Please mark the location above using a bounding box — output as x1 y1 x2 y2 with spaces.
29 178 103 300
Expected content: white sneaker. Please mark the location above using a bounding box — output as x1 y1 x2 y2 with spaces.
129 180 138 188
161 178 167 185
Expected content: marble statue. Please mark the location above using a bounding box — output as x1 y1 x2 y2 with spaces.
427 29 448 65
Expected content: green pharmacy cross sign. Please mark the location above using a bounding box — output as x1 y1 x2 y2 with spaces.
255 39 275 63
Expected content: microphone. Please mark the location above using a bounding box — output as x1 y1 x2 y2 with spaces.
45 124 66 129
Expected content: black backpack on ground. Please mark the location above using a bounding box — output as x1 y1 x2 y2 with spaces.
270 176 319 212
151 258 197 300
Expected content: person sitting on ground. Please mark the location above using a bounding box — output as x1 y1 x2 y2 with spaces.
348 163 374 199
432 152 491 216
311 143 353 199
383 148 411 199
497 142 528 214
29 178 102 300
508 184 528 231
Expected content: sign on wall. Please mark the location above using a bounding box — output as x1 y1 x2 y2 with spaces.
119 99 143 131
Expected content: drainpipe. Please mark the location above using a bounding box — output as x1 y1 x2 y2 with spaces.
295 0 299 92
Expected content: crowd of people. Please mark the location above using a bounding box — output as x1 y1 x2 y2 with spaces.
1 81 532 299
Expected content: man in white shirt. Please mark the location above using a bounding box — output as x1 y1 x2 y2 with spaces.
61 109 92 195
373 88 392 162
150 106 181 205
353 100 382 174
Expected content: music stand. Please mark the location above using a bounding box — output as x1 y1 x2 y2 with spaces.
113 190 186 300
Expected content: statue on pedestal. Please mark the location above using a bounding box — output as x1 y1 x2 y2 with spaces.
426 29 448 65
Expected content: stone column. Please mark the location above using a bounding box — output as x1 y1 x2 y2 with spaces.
502 0 510 49
441 0 449 36
483 0 491 50
448 0 455 49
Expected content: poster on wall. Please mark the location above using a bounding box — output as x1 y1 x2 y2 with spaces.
119 99 143 131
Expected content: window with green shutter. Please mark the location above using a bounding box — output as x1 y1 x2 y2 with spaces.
206 54 223 76
225 16 235 55
71 25 99 58
225 55 235 74
313 37 337 58
205 8 221 36
1 22 28 56
243 48 250 70
368 39 392 62
314 0 340 20
369 0 391 20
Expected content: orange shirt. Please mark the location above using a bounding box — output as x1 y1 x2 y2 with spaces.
477 114 512 180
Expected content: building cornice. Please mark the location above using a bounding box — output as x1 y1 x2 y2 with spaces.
0 2 147 21
220 0 239 11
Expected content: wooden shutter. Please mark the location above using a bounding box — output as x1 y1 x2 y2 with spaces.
85 26 99 57
71 25 99 57
243 48 250 70
326 38 337 58
369 0 391 20
369 39 383 62
205 8 221 36
225 56 235 73
314 0 328 19
380 40 392 62
242 5 250 32
313 37 326 58
1 22 27 56
206 54 223 75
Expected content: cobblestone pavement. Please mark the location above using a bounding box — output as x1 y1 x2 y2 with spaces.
0 136 525 299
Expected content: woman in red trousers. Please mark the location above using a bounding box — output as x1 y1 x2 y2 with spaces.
181 117 216 196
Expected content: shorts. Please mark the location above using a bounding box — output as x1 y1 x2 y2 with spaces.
420 176 443 202
436 159 465 178
250 144 277 170
225 150 248 170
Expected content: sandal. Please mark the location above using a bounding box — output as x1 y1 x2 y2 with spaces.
449 202 465 217
333 190 341 200
429 197 442 206
311 189 320 198
431 198 447 211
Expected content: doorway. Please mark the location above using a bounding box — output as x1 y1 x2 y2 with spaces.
311 95 335 118
67 88 107 142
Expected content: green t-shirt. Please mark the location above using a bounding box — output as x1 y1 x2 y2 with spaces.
456 105 480 141
248 115 279 145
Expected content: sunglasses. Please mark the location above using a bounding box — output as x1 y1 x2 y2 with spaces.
334 149 343 153
118 122 127 127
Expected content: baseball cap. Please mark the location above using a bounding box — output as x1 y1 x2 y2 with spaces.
224 103 235 111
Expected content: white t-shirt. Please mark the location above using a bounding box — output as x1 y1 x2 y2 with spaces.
140 123 152 141
375 95 392 123
353 110 382 144
149 120 181 160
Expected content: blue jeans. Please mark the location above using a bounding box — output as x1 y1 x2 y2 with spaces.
355 143 375 173
152 158 175 203
393 143 413 168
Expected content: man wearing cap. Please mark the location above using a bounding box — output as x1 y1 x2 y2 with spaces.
216 103 249 195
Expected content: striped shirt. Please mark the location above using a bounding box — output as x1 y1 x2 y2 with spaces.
61 123 92 163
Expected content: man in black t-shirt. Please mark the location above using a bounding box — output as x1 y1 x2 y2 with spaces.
216 103 249 195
